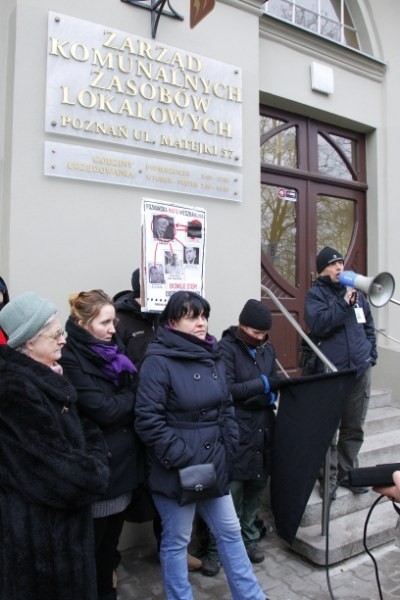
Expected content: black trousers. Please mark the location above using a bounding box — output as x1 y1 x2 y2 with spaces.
94 511 126 600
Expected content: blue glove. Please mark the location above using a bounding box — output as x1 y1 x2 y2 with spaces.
268 392 277 406
260 375 270 394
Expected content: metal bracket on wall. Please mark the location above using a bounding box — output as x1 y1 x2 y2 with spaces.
121 0 184 38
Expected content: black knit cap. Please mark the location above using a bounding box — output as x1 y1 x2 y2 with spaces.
316 246 344 274
239 299 272 331
131 268 141 298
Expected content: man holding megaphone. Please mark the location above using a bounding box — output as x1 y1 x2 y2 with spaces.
305 246 378 497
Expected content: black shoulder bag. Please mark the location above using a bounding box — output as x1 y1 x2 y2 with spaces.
178 423 223 506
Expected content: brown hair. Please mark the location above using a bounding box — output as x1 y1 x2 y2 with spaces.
68 289 114 326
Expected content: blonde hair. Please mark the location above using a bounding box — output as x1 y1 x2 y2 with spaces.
69 289 114 327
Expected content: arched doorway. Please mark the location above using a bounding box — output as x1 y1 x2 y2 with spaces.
260 106 367 374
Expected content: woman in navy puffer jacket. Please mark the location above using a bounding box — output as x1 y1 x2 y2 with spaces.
135 291 267 600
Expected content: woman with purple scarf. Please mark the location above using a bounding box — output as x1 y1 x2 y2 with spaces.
60 289 144 600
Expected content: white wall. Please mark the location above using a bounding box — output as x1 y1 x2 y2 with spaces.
0 0 264 336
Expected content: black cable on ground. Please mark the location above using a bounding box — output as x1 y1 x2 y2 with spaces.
324 480 341 600
362 494 386 600
325 482 388 600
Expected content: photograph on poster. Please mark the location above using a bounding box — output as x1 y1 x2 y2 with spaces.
184 246 199 265
142 198 206 312
152 214 175 241
165 251 184 278
187 219 203 239
148 263 165 284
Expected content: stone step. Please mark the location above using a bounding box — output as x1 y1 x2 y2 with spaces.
293 496 398 565
292 387 398 566
300 482 380 527
359 428 400 467
369 388 392 409
300 427 400 528
364 405 400 436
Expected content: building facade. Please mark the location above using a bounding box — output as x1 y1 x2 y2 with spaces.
1 0 399 397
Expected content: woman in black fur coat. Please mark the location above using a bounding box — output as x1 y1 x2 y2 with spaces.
0 291 110 600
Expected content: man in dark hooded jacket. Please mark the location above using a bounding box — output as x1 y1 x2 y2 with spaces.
305 246 377 497
114 268 159 367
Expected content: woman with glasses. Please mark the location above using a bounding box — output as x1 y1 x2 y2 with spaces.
60 289 144 600
0 292 110 600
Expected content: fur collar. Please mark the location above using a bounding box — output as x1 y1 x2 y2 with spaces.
0 345 77 407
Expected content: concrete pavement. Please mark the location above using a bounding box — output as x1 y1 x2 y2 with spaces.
116 507 400 600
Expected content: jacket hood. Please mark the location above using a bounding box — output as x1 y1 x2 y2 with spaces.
221 325 238 340
113 290 157 324
220 325 270 350
113 291 140 311
144 326 219 362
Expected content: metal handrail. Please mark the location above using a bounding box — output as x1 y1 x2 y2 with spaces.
261 284 337 374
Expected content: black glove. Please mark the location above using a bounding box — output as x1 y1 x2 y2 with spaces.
243 393 276 409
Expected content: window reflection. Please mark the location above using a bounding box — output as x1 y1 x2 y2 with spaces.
316 195 354 254
260 125 298 168
265 0 360 50
318 134 353 180
330 134 356 167
295 4 318 32
261 184 297 286
260 116 286 136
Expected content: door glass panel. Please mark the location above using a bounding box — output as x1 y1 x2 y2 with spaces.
318 134 352 180
330 134 356 168
260 126 298 168
260 115 286 136
261 183 297 286
316 195 354 255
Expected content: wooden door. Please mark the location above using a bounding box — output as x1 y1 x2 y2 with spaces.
260 108 367 375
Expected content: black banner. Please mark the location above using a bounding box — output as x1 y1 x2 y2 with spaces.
270 370 356 544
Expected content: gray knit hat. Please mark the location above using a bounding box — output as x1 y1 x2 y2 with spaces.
0 291 57 348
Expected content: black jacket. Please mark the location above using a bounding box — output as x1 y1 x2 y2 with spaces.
134 327 239 500
219 326 278 480
114 290 159 367
304 276 377 375
60 318 144 500
0 276 9 308
0 346 109 600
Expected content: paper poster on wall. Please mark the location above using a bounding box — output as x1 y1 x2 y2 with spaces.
141 198 206 312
